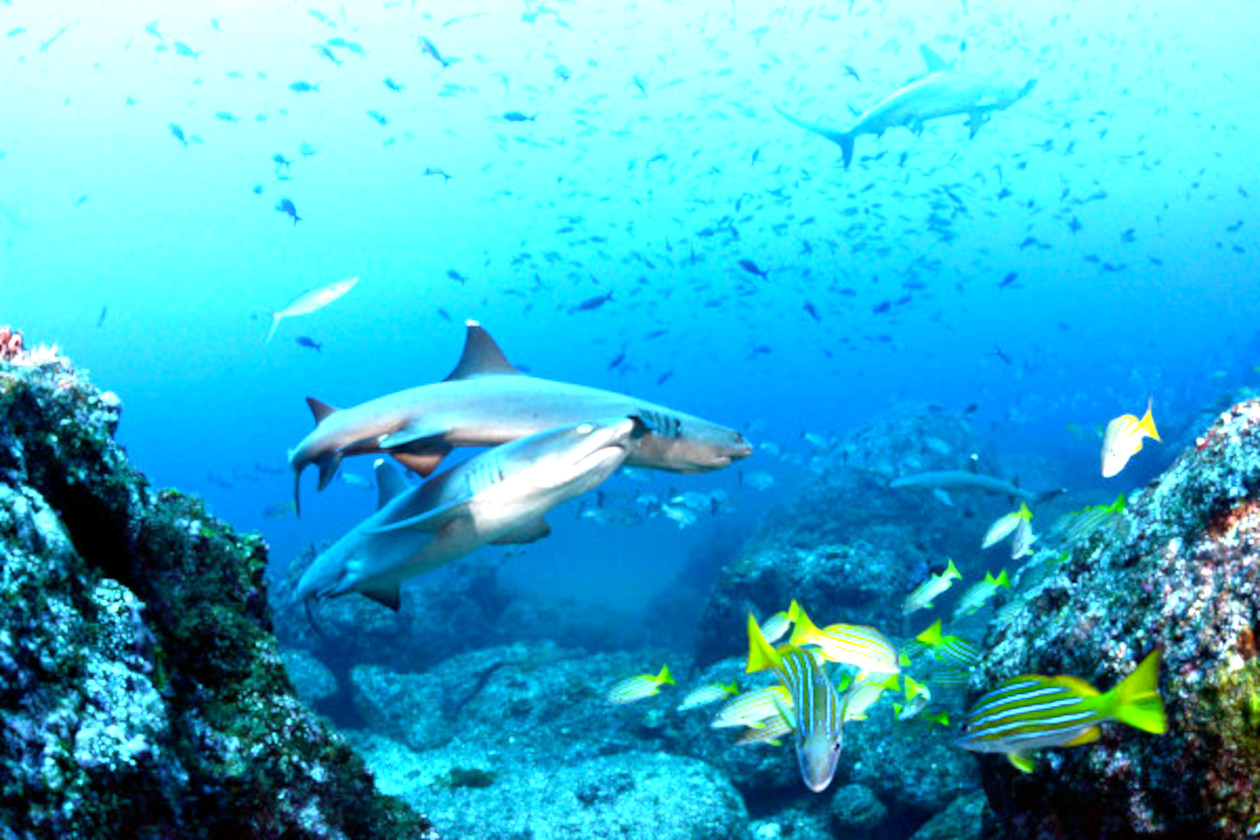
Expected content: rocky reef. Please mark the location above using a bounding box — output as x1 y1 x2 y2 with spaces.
975 399 1260 838
0 342 434 838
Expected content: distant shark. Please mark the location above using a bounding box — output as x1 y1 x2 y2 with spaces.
889 455 1064 507
775 45 1036 168
287 321 752 513
295 418 641 610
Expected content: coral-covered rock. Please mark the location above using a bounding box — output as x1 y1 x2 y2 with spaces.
0 346 434 838
910 791 986 840
973 399 1260 838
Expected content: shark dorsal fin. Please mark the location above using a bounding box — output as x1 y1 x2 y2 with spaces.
373 459 408 510
445 320 521 380
306 397 338 424
360 582 401 611
919 44 949 73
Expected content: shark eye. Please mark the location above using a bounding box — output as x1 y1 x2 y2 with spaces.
576 423 594 435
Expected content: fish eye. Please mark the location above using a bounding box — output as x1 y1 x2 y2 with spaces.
576 423 594 435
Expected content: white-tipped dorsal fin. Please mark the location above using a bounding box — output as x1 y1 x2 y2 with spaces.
444 320 521 380
306 397 338 424
373 458 408 510
920 44 949 73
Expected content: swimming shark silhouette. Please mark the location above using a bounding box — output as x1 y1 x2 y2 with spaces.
287 321 752 514
776 45 1036 168
294 418 641 609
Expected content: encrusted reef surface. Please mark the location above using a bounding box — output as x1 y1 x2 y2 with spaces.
976 400 1260 838
0 345 434 839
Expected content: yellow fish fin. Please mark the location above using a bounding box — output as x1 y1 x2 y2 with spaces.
745 613 781 674
1008 752 1035 773
1064 726 1101 747
1140 398 1161 442
1109 649 1167 734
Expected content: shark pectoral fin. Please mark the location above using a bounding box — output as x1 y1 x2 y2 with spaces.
967 109 984 139
444 320 521 380
378 423 450 451
373 459 409 509
365 494 475 534
359 582 401 611
491 518 551 545
391 448 451 478
314 451 342 491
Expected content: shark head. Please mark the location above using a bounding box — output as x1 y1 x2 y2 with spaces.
505 416 643 498
627 410 753 472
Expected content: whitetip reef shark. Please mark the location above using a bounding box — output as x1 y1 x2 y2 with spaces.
295 417 642 610
775 44 1037 169
890 455 1064 507
287 321 752 514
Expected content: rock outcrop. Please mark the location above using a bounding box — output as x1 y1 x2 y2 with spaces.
0 345 435 838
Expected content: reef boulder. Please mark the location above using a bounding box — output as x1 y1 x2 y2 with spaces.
0 344 434 838
974 399 1260 838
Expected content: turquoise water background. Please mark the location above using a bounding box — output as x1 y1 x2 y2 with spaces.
4 0 1259 612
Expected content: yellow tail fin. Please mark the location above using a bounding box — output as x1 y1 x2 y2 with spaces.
1110 649 1167 734
1140 398 1161 442
787 601 821 647
746 613 782 674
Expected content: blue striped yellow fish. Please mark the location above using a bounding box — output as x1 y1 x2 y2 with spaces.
1052 494 1126 546
606 664 675 704
952 569 1010 619
903 558 962 614
746 614 847 792
1102 399 1160 478
677 680 739 712
711 685 790 729
956 649 1166 772
786 600 900 674
759 610 792 644
916 619 982 670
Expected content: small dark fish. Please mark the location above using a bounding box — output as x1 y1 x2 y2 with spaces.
366 110 388 126
437 307 452 322
656 370 674 386
447 269 467 284
989 346 1012 365
96 306 107 327
144 21 162 40
998 272 1018 289
273 153 291 169
803 301 821 322
384 77 404 92
296 336 322 352
313 44 341 65
215 111 238 123
206 472 234 489
253 461 285 475
289 81 319 93
608 351 626 369
503 111 535 122
570 291 613 313
173 41 200 60
737 259 768 279
632 75 648 98
169 123 187 147
554 65 571 83
963 403 979 416
275 198 301 226
841 63 861 82
872 300 892 314
419 36 453 68
424 167 452 181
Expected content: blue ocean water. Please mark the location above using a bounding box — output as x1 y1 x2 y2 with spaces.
4 0 1258 615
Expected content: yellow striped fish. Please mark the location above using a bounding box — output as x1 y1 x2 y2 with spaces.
734 714 793 747
957 649 1166 772
1101 399 1160 477
903 558 962 614
710 685 791 729
786 600 900 675
759 610 793 644
746 614 847 792
677 680 739 712
915 619 982 670
952 570 1010 619
606 664 675 704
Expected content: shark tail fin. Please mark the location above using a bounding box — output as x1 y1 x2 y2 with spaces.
774 106 857 169
265 313 282 344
